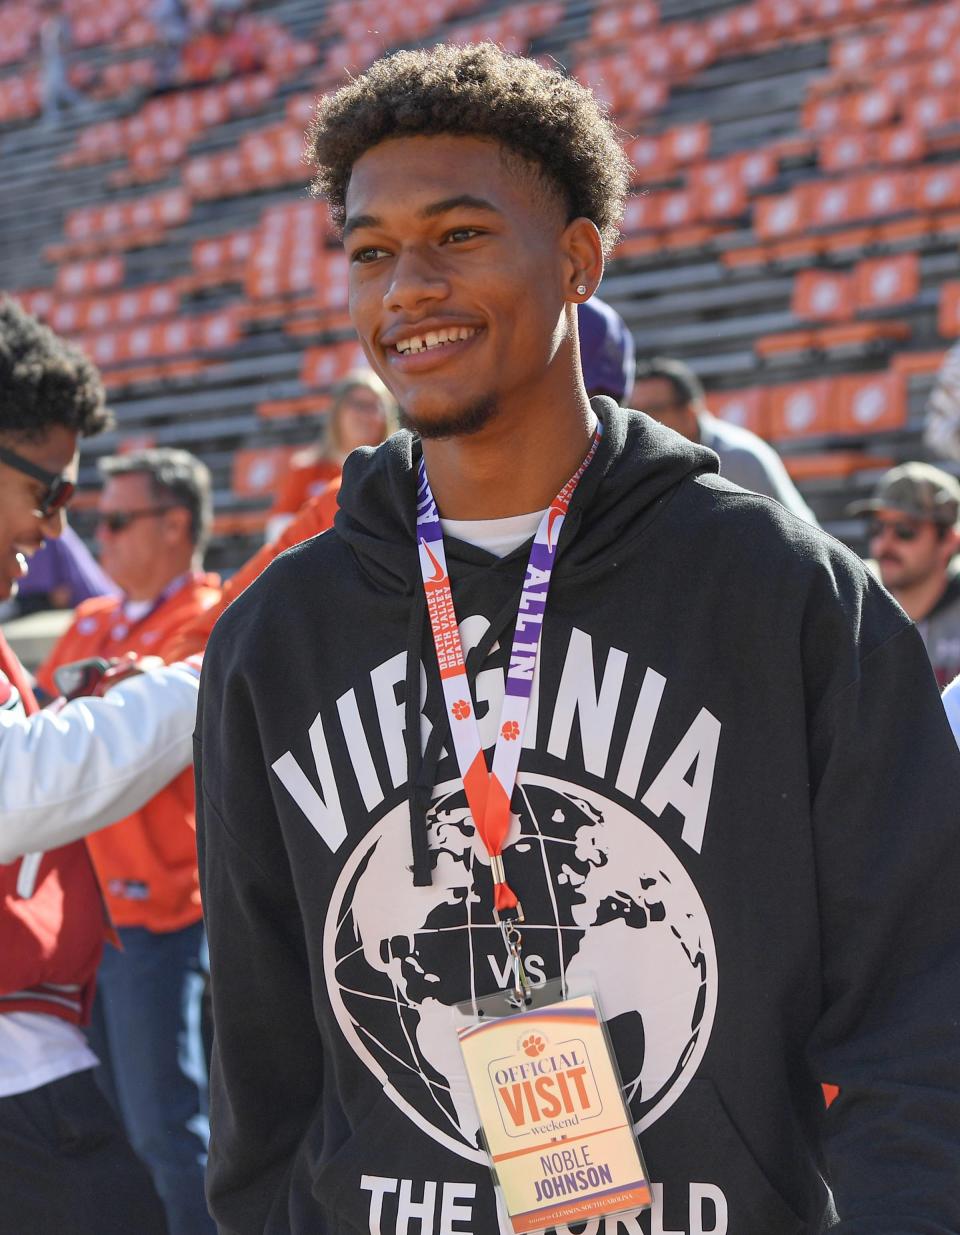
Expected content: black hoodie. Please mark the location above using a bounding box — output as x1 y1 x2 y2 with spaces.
196 401 960 1235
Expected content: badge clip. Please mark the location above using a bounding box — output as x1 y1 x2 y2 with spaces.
498 916 532 1010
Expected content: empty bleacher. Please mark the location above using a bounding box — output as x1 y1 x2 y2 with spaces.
1 0 958 572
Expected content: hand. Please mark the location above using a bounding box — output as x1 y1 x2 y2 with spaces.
92 653 165 696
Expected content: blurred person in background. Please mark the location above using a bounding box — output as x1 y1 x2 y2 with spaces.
151 0 191 91
0 299 206 1234
36 447 220 1235
266 370 396 541
632 355 817 525
577 295 634 402
923 339 960 463
40 3 84 127
849 462 960 687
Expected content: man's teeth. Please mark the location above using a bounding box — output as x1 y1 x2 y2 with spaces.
394 326 477 355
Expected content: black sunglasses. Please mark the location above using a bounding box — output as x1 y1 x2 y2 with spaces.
868 519 920 542
0 444 76 518
96 508 174 533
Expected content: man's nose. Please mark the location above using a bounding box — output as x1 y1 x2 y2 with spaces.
383 246 449 312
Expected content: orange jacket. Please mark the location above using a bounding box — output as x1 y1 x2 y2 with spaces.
270 455 341 519
166 480 341 663
36 571 221 933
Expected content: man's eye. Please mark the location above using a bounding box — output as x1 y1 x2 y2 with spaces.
444 228 480 243
351 246 389 264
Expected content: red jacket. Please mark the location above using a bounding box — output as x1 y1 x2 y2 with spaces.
0 630 109 1025
36 571 220 932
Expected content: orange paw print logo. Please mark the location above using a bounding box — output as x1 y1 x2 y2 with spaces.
522 1034 545 1057
501 720 520 741
451 699 471 721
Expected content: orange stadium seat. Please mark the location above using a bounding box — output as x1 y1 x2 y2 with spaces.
622 195 657 234
591 0 658 43
907 93 959 130
755 192 806 239
876 125 926 165
792 270 854 321
55 256 125 296
834 372 907 433
820 133 873 174
302 341 368 389
939 283 960 338
856 171 911 219
698 178 748 221
709 389 771 437
232 448 298 499
854 254 919 310
768 380 835 438
806 179 859 229
664 122 711 165
850 88 898 130
918 164 960 211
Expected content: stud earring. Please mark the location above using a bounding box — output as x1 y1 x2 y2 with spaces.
576 284 588 296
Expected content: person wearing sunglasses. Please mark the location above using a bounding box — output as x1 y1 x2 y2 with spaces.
849 461 960 687
0 297 208 1233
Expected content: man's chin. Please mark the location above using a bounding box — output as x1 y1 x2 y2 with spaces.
399 396 498 441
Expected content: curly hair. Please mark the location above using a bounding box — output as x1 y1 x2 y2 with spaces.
0 297 112 442
308 43 630 255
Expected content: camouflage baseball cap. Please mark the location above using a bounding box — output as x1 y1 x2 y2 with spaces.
848 461 960 525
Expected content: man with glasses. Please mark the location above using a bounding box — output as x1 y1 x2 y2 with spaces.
631 356 817 525
0 297 205 1232
36 447 220 1235
849 462 960 686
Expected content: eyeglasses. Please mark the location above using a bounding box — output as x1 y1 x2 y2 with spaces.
868 519 921 542
0 444 76 518
96 508 174 533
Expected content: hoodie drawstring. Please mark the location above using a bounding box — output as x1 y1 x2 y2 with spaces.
404 517 584 888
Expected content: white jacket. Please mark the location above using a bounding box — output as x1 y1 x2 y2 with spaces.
0 662 200 864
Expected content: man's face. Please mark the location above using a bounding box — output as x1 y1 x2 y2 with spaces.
870 508 956 593
335 385 389 454
343 134 573 438
0 425 78 602
630 377 697 441
96 472 185 597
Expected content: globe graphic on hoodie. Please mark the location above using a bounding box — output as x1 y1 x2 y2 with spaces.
325 772 717 1161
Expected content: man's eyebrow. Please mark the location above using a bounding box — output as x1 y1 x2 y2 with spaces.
343 195 501 239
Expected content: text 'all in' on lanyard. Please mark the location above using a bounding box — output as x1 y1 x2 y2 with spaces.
415 426 602 993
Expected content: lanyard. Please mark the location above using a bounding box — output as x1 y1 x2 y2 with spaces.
415 425 602 928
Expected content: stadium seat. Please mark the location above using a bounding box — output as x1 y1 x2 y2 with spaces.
820 133 873 174
709 389 771 437
302 341 368 389
232 447 298 499
918 164 960 211
834 372 907 433
768 380 834 438
853 254 919 310
792 270 854 322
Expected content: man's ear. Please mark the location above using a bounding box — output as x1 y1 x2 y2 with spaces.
164 506 192 547
561 216 604 303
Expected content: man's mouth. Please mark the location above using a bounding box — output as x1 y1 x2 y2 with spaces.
391 326 479 355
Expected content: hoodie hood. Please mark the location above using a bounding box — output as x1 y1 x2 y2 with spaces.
334 398 719 592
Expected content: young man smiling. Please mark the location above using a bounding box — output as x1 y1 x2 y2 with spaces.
196 45 960 1235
